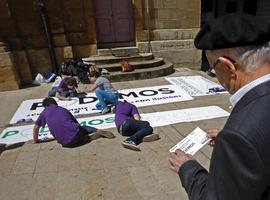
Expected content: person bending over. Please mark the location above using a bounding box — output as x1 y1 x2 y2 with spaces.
32 97 115 147
88 71 119 114
48 76 83 101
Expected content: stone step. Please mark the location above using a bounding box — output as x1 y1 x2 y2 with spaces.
98 46 139 56
104 63 174 82
82 53 153 64
96 58 164 72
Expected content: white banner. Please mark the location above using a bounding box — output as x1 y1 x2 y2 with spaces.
1 106 229 145
9 85 193 124
165 76 228 96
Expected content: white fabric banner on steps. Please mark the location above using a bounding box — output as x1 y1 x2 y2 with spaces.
1 106 229 145
9 85 193 124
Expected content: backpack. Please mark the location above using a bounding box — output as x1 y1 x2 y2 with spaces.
121 60 134 72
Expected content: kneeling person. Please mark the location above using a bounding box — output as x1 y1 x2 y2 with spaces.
33 97 115 147
115 100 160 151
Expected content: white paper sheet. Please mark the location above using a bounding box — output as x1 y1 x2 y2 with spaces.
169 127 211 155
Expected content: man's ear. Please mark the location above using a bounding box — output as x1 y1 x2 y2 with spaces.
218 57 237 77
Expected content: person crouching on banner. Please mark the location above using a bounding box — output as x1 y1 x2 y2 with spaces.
115 100 160 151
87 71 119 114
48 76 85 101
31 97 115 147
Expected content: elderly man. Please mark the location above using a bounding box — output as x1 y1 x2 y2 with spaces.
169 13 270 200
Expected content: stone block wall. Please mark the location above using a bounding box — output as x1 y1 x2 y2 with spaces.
0 0 97 90
0 44 20 91
137 29 201 69
134 0 201 69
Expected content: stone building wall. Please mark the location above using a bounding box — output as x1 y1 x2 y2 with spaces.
0 0 98 90
134 0 201 69
0 0 201 91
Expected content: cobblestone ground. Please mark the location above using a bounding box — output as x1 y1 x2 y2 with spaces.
0 68 231 200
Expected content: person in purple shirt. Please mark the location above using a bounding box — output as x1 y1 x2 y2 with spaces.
115 100 160 151
32 97 115 147
48 76 85 101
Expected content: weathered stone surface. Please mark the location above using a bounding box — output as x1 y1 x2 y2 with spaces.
152 29 199 40
21 35 47 49
64 46 73 59
52 34 69 47
26 49 52 75
0 66 17 81
72 44 97 58
136 30 149 41
137 41 201 69
67 33 92 45
12 50 32 85
0 50 20 90
0 80 19 91
154 49 201 69
151 39 194 51
0 52 13 66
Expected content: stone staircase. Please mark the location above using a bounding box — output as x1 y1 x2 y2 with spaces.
82 47 174 82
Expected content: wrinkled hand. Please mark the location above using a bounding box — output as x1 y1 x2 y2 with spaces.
206 129 220 147
169 149 193 174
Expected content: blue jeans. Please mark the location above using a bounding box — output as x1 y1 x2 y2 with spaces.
119 119 153 145
80 125 97 135
95 88 119 109
48 87 57 97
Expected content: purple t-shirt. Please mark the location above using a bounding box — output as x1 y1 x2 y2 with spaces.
115 101 139 129
35 105 81 145
57 77 78 92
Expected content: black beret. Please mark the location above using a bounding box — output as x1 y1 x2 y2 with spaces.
194 13 270 50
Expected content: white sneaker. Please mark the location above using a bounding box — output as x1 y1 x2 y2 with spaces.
111 105 116 113
101 107 110 114
122 139 140 151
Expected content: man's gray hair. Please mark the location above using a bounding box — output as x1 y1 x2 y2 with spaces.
206 41 270 72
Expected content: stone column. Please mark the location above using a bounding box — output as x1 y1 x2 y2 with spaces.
0 39 20 91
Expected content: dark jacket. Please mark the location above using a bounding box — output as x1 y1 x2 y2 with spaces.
179 80 270 200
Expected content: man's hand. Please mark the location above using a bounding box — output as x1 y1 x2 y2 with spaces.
206 129 220 147
27 137 54 144
169 149 193 174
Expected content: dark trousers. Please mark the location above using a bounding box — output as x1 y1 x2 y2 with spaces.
63 125 97 147
48 87 86 98
120 119 153 145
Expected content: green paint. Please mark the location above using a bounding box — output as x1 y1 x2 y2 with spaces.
40 126 49 133
88 119 103 125
1 130 19 139
80 121 87 126
105 117 115 124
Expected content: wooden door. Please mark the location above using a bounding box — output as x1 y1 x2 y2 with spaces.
94 0 135 45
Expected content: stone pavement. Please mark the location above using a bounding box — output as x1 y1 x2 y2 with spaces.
0 68 231 200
